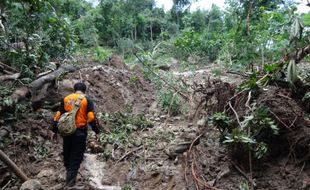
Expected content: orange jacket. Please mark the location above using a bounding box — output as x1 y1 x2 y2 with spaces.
54 93 95 128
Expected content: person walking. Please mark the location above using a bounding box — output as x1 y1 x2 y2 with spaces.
51 82 100 188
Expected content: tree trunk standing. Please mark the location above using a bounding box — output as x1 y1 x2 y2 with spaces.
134 25 137 41
0 1 5 34
21 2 32 65
261 45 264 67
246 0 254 36
0 1 8 49
150 22 153 44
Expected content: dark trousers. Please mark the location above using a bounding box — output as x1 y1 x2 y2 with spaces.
63 128 87 186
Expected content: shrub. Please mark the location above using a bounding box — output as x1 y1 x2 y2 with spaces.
209 104 279 159
157 89 181 116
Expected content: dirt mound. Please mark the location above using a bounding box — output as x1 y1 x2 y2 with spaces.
257 86 305 129
107 54 129 70
0 57 156 189
48 63 154 114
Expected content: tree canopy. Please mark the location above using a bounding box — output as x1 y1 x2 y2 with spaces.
0 0 309 76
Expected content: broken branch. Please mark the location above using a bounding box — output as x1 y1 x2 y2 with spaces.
0 62 18 73
116 146 143 163
0 150 29 182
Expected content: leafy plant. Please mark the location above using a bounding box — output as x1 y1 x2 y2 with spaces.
34 142 50 160
97 111 153 151
209 112 231 132
302 92 310 101
210 104 278 159
122 184 133 190
157 89 181 116
239 181 249 190
128 75 140 88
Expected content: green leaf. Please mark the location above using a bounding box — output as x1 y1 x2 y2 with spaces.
302 92 310 101
48 17 57 23
240 136 256 144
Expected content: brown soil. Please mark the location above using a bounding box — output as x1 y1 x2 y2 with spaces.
0 57 309 190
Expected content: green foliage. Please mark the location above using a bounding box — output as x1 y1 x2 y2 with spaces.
210 104 278 159
209 112 231 132
129 75 140 88
263 63 280 73
238 73 259 91
75 46 112 62
239 181 250 190
122 184 133 190
302 92 310 102
97 111 153 150
1 0 76 77
157 89 181 116
301 13 310 26
34 142 50 160
0 86 30 121
174 29 222 62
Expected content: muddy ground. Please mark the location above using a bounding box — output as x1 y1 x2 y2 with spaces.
0 57 309 190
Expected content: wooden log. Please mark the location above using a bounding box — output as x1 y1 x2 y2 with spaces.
29 65 76 91
0 150 29 182
11 65 77 103
0 73 20 81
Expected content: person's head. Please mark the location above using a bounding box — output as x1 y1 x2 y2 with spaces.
74 82 86 93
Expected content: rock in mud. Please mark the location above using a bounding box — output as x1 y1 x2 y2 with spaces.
165 141 192 158
196 117 207 127
37 169 54 178
156 64 171 71
20 179 44 190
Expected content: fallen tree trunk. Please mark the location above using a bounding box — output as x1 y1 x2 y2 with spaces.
0 73 20 82
0 149 29 182
29 65 76 92
12 65 77 102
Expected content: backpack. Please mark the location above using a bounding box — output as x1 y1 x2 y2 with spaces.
57 94 85 136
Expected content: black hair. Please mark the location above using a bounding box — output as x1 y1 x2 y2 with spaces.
74 82 86 93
